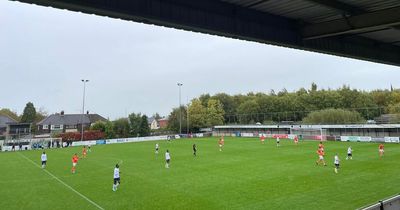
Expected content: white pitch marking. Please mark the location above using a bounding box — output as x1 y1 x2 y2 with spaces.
18 153 105 210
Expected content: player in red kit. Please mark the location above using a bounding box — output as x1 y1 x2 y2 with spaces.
71 153 79 174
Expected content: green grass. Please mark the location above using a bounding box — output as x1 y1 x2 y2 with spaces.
0 137 399 210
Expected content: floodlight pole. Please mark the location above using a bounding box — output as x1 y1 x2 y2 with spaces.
187 96 189 135
81 79 89 142
177 83 183 135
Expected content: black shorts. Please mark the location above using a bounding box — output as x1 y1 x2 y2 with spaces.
114 178 120 184
156 148 159 151
166 159 170 164
335 164 340 169
42 161 47 165
347 153 352 156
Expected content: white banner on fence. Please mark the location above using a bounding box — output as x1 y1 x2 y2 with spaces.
340 136 372 142
71 140 97 147
384 137 400 143
241 133 254 137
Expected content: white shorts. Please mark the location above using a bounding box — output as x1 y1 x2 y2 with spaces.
319 155 324 160
73 163 77 167
219 144 223 147
379 149 384 153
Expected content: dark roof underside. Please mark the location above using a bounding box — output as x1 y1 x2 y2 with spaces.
13 0 400 66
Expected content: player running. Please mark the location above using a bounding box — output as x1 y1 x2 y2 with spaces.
41 151 47 169
155 143 159 154
82 146 87 158
71 153 79 174
193 144 197 156
379 143 384 158
318 141 324 151
334 153 340 174
316 148 326 166
260 134 265 144
276 137 280 147
346 146 353 160
165 150 171 168
219 136 224 151
294 136 299 145
112 164 120 192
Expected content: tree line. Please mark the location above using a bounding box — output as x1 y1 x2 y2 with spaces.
166 83 400 132
90 113 151 139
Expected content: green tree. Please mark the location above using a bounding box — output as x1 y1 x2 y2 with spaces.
167 106 187 133
237 100 260 124
199 94 211 107
302 108 365 124
20 102 37 133
0 108 19 121
188 99 206 132
388 103 400 114
211 93 236 123
104 121 115 139
20 102 36 123
152 113 162 120
90 121 106 132
113 118 130 138
206 99 225 127
139 115 151 136
128 113 142 137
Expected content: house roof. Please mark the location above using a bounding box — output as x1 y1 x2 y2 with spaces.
0 114 18 127
147 117 156 124
37 113 107 125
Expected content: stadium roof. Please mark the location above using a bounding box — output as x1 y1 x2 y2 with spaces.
14 0 400 67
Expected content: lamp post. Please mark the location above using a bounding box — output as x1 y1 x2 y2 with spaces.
177 83 183 135
81 79 89 141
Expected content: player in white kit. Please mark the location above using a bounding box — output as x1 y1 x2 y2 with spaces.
346 146 353 160
276 137 280 147
155 143 159 154
165 150 171 168
41 151 47 169
112 164 120 192
334 154 340 174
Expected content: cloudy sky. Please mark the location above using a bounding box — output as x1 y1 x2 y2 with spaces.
1 1 400 120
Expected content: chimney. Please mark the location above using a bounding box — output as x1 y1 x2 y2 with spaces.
86 110 89 115
61 111 64 116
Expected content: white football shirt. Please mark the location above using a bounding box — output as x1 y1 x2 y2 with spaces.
114 168 120 178
41 154 47 161
334 155 340 164
347 147 352 154
165 152 171 160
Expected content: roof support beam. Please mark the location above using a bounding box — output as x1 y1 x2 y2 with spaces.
302 6 400 40
306 0 364 15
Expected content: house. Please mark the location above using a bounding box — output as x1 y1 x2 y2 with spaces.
158 118 168 129
0 114 18 137
37 111 107 134
147 117 168 130
148 117 159 130
0 114 32 139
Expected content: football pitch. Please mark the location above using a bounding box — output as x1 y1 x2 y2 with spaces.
1 137 399 210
